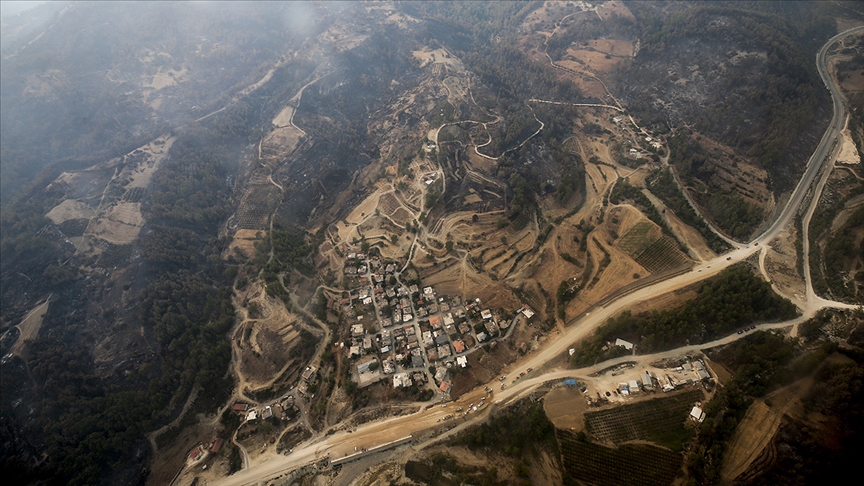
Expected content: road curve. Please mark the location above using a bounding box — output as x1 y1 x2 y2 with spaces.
760 26 864 244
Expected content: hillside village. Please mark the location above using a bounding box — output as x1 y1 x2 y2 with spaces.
336 249 535 397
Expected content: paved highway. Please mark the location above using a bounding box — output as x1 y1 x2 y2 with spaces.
210 27 863 486
761 26 863 244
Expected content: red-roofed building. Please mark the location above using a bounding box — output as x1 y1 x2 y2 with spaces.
439 381 452 394
453 340 466 353
210 438 224 454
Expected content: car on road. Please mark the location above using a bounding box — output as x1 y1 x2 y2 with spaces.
526 368 533 372
455 407 463 412
727 257 732 260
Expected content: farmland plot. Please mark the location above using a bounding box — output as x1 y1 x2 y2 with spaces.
558 430 682 486
585 389 703 449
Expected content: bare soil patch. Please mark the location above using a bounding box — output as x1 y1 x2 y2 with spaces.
544 385 589 431
837 126 861 165
587 39 634 57
146 66 187 90
566 47 621 73
764 225 805 304
125 135 175 188
272 105 295 128
12 297 50 356
228 229 264 259
412 47 462 70
721 379 809 483
46 199 95 224
86 215 142 245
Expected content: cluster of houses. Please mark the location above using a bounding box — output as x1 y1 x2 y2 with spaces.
338 251 531 394
616 359 713 397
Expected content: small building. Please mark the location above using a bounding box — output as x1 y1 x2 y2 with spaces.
233 403 249 412
615 338 634 350
642 371 653 389
628 379 639 391
453 340 466 354
521 307 535 319
690 406 706 423
456 356 468 368
393 372 412 388
481 309 493 320
210 438 224 454
246 410 258 422
439 381 452 394
301 366 317 382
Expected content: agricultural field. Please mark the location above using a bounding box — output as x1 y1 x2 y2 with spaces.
558 430 682 486
617 221 660 256
635 237 690 273
585 389 703 450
